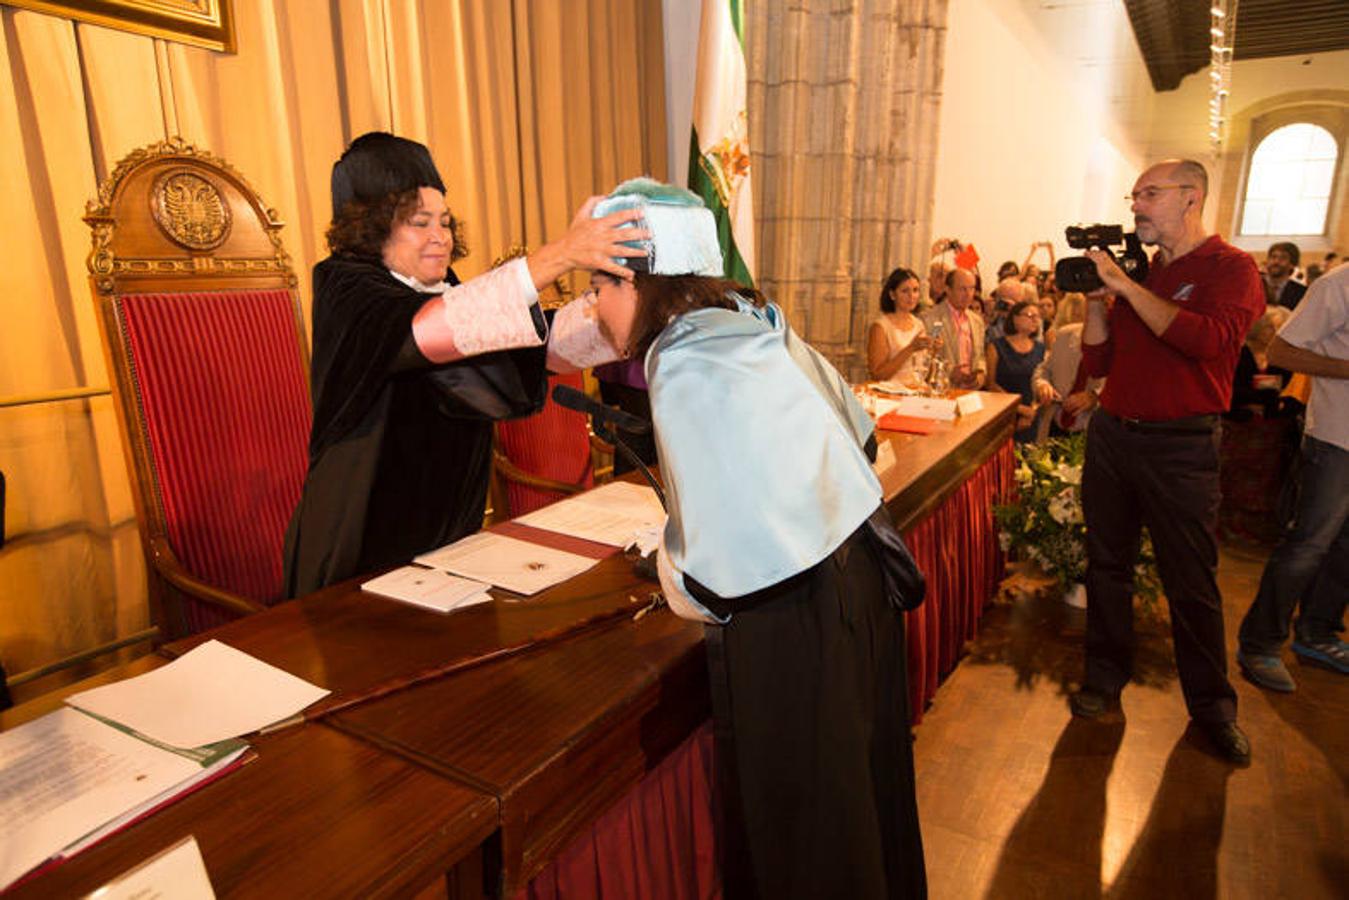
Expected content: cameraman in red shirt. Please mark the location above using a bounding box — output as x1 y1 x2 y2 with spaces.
1070 159 1265 765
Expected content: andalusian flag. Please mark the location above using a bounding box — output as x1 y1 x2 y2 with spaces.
688 0 755 287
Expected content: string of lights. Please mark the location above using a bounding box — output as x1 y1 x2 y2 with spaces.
1208 0 1237 151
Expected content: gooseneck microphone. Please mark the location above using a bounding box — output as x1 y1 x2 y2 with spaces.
550 383 666 510
551 384 651 434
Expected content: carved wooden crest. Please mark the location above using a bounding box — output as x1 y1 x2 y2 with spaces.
151 169 233 250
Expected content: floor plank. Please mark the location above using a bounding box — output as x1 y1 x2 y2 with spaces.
913 543 1347 899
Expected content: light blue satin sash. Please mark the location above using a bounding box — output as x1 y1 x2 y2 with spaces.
647 296 881 605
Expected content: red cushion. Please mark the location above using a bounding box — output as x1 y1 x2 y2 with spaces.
496 372 595 516
119 290 310 611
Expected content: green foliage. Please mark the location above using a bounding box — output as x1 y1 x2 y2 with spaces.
994 434 1162 602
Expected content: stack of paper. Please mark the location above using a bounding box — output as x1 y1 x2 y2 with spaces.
361 567 494 613
0 641 329 891
515 481 665 547
415 532 599 595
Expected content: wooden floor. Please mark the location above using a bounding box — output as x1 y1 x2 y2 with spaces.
913 542 1347 900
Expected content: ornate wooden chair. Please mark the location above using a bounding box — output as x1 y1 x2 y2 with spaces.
84 138 311 639
489 248 613 518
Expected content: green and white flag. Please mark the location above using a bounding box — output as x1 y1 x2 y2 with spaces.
688 0 755 287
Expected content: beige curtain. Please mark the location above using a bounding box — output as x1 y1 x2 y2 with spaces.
0 0 665 696
745 0 949 381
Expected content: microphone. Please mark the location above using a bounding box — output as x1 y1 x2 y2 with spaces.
552 384 651 434
550 383 666 511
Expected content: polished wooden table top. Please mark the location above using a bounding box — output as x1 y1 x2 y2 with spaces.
871 391 1017 530
161 551 651 718
2 662 497 900
332 607 709 893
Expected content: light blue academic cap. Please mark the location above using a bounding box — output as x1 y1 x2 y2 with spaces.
592 177 724 277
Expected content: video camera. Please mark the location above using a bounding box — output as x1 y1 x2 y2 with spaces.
1054 224 1149 292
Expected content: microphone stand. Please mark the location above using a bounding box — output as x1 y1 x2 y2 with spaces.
590 416 667 511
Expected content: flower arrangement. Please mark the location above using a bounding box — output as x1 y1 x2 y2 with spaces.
994 434 1162 603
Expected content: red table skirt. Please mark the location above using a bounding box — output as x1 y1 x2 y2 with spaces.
514 722 718 900
902 440 1014 722
521 441 1013 897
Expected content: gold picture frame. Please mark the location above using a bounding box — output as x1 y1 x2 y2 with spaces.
8 0 236 54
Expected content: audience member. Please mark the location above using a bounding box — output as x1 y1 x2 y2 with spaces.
922 267 986 389
1228 305 1293 418
1237 265 1349 690
987 300 1047 441
867 266 932 384
986 277 1023 339
928 260 951 306
1032 292 1103 441
997 260 1020 281
1263 241 1306 309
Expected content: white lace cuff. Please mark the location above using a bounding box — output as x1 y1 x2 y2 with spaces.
547 289 623 371
413 258 543 362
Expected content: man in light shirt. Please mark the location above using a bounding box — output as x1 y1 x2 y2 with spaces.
1237 264 1349 691
922 267 986 389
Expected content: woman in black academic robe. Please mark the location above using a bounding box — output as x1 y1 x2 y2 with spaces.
283 132 642 596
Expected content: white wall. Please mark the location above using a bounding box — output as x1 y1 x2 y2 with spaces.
662 0 701 185
1149 50 1349 248
930 0 1153 281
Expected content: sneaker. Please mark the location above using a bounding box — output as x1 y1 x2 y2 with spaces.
1069 686 1120 718
1197 720 1252 765
1291 638 1349 674
1237 649 1296 692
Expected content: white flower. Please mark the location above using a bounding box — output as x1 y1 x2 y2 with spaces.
1016 463 1034 487
998 531 1012 552
1053 463 1083 486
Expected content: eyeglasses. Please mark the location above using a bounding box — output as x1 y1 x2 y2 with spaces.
1127 184 1194 203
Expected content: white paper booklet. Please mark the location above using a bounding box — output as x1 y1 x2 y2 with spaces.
0 708 244 892
515 481 665 546
415 532 599 595
88 836 216 900
66 640 329 749
361 566 494 614
887 395 959 421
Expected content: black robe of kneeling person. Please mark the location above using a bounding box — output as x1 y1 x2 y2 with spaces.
283 255 547 597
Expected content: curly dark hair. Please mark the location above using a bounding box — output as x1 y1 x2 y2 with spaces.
325 188 469 261
597 272 765 358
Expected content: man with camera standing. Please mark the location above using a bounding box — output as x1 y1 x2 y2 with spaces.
1070 159 1265 764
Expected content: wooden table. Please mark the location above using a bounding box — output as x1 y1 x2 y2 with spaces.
331 603 708 893
2 661 497 900
4 392 1015 898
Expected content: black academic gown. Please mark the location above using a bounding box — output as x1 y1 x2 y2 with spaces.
283 256 547 597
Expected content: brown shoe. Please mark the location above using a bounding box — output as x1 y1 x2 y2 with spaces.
1198 720 1251 765
1069 687 1119 718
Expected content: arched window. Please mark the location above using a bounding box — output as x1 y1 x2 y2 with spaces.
1240 123 1339 236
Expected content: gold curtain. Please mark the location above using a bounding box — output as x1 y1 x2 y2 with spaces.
0 0 665 695
745 0 948 381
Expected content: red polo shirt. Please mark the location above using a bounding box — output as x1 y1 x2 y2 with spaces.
1082 235 1264 421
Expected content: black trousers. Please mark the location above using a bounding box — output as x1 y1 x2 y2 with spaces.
1082 411 1237 723
704 528 927 899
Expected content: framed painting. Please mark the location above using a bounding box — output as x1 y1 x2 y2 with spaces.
7 0 236 53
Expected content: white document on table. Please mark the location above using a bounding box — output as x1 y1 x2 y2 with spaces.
0 708 238 892
361 566 494 614
85 835 216 899
415 532 598 595
515 481 665 547
66 640 329 749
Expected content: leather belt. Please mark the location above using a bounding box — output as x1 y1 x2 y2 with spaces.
1101 409 1218 435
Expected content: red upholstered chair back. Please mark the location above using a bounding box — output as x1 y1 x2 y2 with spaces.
495 372 597 517
85 138 310 638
